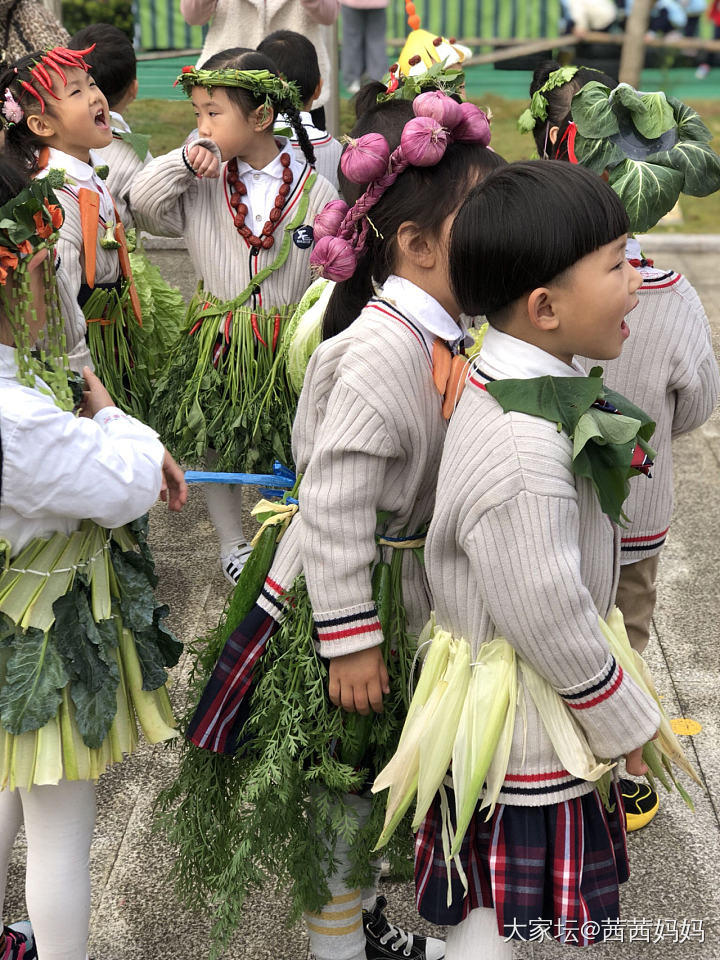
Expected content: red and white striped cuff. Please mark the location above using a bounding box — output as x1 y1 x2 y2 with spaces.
315 602 384 658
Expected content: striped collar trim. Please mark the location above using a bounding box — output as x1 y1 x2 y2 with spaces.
367 298 434 368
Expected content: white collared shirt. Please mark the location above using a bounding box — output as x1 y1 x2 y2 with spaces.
109 110 131 133
476 325 586 381
233 136 305 227
0 345 164 553
275 111 331 145
36 147 116 224
379 274 465 350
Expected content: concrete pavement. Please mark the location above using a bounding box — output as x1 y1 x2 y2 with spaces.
4 247 720 959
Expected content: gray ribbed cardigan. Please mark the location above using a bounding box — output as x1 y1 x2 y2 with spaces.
427 328 661 806
581 265 719 562
130 138 337 305
257 279 464 654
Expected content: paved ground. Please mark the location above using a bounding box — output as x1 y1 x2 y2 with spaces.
5 247 720 959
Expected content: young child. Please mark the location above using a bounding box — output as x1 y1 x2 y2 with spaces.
67 23 149 225
67 24 185 377
0 45 153 420
408 160 660 957
258 30 343 189
522 60 720 828
0 160 186 960
169 94 500 960
130 49 338 584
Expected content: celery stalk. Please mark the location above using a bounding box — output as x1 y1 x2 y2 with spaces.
23 530 88 631
119 628 178 743
0 540 45 604
34 715 63 785
89 526 112 621
0 533 67 626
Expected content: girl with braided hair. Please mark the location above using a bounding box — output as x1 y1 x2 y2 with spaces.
160 92 502 960
131 48 337 585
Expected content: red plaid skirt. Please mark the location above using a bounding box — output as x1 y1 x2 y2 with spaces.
415 781 629 946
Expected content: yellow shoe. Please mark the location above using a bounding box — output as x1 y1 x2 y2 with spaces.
620 778 659 831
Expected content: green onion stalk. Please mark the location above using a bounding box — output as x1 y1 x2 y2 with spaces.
83 281 153 421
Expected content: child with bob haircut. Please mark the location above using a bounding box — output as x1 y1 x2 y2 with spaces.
521 60 720 830
131 48 338 584
402 161 662 957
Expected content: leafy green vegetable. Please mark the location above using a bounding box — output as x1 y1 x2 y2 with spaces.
573 132 624 175
571 81 618 139
486 372 656 524
611 85 675 140
608 159 684 234
0 627 67 735
486 372 603 436
647 141 720 198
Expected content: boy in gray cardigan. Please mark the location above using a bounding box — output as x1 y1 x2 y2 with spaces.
414 161 660 957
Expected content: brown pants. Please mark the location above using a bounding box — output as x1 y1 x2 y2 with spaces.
614 553 661 654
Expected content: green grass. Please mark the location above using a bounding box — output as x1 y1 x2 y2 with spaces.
126 94 720 234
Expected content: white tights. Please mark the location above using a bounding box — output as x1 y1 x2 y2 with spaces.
0 780 96 960
445 907 514 960
204 482 246 557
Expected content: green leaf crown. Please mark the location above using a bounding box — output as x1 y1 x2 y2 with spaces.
377 58 466 103
174 66 302 112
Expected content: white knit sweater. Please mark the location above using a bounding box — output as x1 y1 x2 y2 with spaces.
130 137 337 306
427 327 661 806
36 147 123 373
581 257 719 562
258 276 465 655
95 111 152 227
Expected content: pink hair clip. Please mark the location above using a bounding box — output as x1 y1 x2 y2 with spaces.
1 89 24 125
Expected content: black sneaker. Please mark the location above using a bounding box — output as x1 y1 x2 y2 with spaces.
363 896 444 960
2 922 37 960
620 778 659 831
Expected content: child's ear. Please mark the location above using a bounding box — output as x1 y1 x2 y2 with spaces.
253 103 275 133
395 220 434 268
26 112 56 141
527 287 559 332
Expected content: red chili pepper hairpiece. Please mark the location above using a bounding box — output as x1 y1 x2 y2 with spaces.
27 44 96 110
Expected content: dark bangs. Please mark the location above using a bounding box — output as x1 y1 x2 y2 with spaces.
450 160 629 319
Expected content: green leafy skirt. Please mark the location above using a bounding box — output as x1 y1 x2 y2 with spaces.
0 519 182 790
156 545 418 954
151 286 298 472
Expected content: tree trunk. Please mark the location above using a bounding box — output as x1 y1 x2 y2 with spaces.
619 0 652 86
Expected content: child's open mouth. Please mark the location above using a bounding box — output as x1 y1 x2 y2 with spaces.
94 108 108 128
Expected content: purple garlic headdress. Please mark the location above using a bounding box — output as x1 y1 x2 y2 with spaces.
310 92 491 282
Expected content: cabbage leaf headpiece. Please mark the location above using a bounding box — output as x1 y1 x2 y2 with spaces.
570 81 720 232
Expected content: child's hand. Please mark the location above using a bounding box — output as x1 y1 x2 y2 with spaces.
78 367 114 418
329 646 390 715
624 729 659 776
187 143 220 179
160 450 188 512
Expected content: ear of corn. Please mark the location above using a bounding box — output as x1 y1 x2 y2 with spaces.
413 637 471 829
519 658 614 782
601 608 703 798
482 642 518 819
451 639 514 850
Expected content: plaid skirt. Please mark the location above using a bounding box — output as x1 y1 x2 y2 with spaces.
415 781 629 947
186 604 279 755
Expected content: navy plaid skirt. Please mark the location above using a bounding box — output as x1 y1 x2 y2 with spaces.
186 604 279 755
415 781 629 946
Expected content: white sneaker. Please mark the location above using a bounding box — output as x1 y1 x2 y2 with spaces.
221 542 253 585
346 79 361 94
